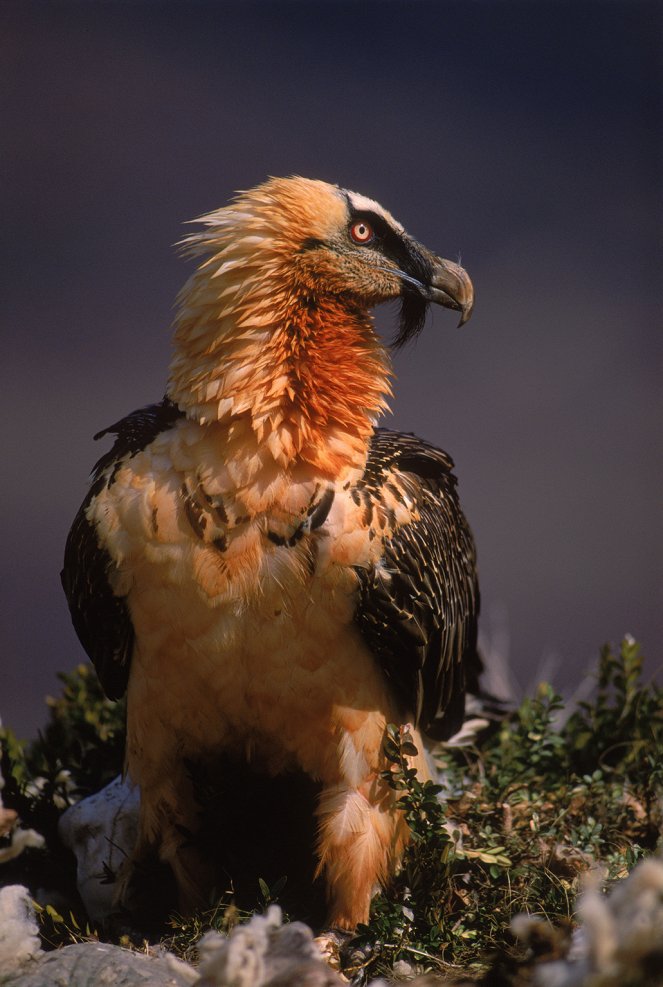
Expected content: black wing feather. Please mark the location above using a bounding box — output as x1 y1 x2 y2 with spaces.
60 398 184 700
353 428 480 741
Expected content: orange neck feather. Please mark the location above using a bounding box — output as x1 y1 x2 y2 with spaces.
168 266 392 478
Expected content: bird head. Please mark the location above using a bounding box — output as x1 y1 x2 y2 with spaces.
170 177 474 471
179 176 474 348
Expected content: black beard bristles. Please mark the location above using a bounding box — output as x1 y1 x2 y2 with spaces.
393 291 430 349
392 236 435 348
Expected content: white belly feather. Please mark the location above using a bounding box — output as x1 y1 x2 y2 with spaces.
87 420 404 790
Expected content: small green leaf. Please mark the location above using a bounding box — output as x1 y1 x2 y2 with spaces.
258 878 270 901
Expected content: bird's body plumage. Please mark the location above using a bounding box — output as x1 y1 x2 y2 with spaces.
62 177 478 929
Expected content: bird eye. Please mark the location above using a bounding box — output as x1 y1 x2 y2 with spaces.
349 220 374 245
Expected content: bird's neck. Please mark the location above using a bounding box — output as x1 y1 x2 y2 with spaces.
167 276 392 478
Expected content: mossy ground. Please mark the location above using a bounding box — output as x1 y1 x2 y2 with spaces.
1 638 661 982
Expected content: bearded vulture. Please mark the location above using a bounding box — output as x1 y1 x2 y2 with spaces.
61 177 479 930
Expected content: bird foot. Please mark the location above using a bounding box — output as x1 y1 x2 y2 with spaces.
314 928 352 980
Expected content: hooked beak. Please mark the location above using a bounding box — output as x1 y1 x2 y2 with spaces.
423 257 474 327
388 238 475 347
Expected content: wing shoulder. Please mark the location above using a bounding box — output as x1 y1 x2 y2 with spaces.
353 427 480 740
61 398 184 700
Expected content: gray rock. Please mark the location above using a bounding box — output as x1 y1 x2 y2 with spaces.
3 942 194 987
58 776 139 922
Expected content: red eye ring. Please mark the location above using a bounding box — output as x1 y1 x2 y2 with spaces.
350 220 374 244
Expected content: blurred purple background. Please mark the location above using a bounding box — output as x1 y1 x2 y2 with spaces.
2 1 661 738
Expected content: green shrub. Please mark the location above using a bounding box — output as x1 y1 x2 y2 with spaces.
346 638 662 982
